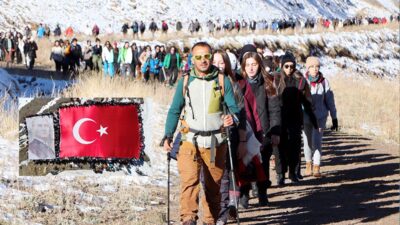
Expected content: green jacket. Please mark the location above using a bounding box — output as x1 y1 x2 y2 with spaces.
164 66 240 148
163 53 182 69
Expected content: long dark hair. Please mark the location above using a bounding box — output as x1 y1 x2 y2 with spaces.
213 49 235 82
276 64 303 95
241 52 276 96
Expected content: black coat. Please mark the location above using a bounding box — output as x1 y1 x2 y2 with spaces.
273 71 318 129
24 41 38 58
247 73 281 143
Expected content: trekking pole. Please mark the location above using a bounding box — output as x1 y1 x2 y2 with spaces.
167 152 171 224
222 103 240 225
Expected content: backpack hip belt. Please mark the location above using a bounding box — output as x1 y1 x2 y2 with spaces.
189 128 222 167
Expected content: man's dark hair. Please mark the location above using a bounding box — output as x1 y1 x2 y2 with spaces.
191 42 212 53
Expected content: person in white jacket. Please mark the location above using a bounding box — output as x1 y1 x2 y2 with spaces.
118 41 133 77
102 41 114 77
303 56 338 177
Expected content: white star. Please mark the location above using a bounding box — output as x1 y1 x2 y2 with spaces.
96 125 108 137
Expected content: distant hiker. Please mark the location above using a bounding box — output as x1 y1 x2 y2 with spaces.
176 21 183 32
118 41 133 77
83 40 93 71
16 33 25 64
92 38 103 72
122 23 129 36
149 18 158 38
130 43 139 78
50 40 64 72
69 38 82 73
37 24 45 39
163 46 182 86
62 39 71 74
272 53 318 186
139 21 146 36
302 56 338 178
92 24 100 36
112 41 119 75
131 21 139 39
65 26 74 37
162 42 240 225
23 37 38 70
101 41 114 77
161 20 169 34
44 25 51 37
53 24 62 36
3 33 15 64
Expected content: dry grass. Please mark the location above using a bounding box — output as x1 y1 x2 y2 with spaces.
62 71 176 105
331 75 400 143
0 97 18 140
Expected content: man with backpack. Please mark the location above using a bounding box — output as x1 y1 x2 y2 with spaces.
139 21 146 37
131 21 139 39
149 18 158 38
162 42 240 225
161 20 169 35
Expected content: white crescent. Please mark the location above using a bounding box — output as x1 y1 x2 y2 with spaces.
72 118 97 145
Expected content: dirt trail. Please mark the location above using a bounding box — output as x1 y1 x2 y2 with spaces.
169 130 399 225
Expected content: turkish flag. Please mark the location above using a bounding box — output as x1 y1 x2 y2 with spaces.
59 104 141 159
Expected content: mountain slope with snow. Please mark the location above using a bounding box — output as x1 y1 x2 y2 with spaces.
0 0 398 33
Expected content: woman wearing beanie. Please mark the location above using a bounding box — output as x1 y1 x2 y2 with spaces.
303 56 338 177
272 52 318 186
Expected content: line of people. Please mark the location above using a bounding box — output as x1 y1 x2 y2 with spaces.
0 31 38 70
50 37 188 84
162 42 338 225
3 12 398 44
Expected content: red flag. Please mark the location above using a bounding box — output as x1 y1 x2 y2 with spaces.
59 104 141 159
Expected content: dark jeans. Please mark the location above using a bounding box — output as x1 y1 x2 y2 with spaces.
168 67 178 86
275 127 302 176
54 60 62 72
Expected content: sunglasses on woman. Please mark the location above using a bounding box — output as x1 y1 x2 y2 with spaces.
193 53 212 61
284 64 295 69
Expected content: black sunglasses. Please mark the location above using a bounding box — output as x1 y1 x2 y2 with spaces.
284 64 295 69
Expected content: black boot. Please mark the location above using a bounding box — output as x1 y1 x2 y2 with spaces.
239 194 249 209
258 193 269 206
289 172 299 183
277 174 285 186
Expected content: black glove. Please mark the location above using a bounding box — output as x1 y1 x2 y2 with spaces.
331 118 338 131
159 135 172 147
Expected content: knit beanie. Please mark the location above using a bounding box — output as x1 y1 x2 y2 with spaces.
280 53 296 68
239 44 257 64
306 56 320 69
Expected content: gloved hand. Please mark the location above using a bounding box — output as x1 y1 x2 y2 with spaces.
331 118 338 131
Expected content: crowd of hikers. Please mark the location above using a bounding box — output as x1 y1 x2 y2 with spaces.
0 13 397 72
161 42 338 225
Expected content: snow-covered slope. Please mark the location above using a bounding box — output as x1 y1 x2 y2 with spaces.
0 0 398 33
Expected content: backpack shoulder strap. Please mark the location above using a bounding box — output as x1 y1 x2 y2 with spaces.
218 73 225 96
182 73 190 96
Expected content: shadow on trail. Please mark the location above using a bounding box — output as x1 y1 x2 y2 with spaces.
236 131 399 225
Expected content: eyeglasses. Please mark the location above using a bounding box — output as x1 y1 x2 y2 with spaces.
193 53 212 61
284 64 295 69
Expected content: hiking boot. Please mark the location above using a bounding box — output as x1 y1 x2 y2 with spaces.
296 171 303 180
228 205 237 220
216 219 226 225
239 194 249 209
305 162 312 176
276 174 285 186
313 165 322 177
203 223 214 225
258 193 269 206
289 173 299 183
251 182 258 198
182 220 196 225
